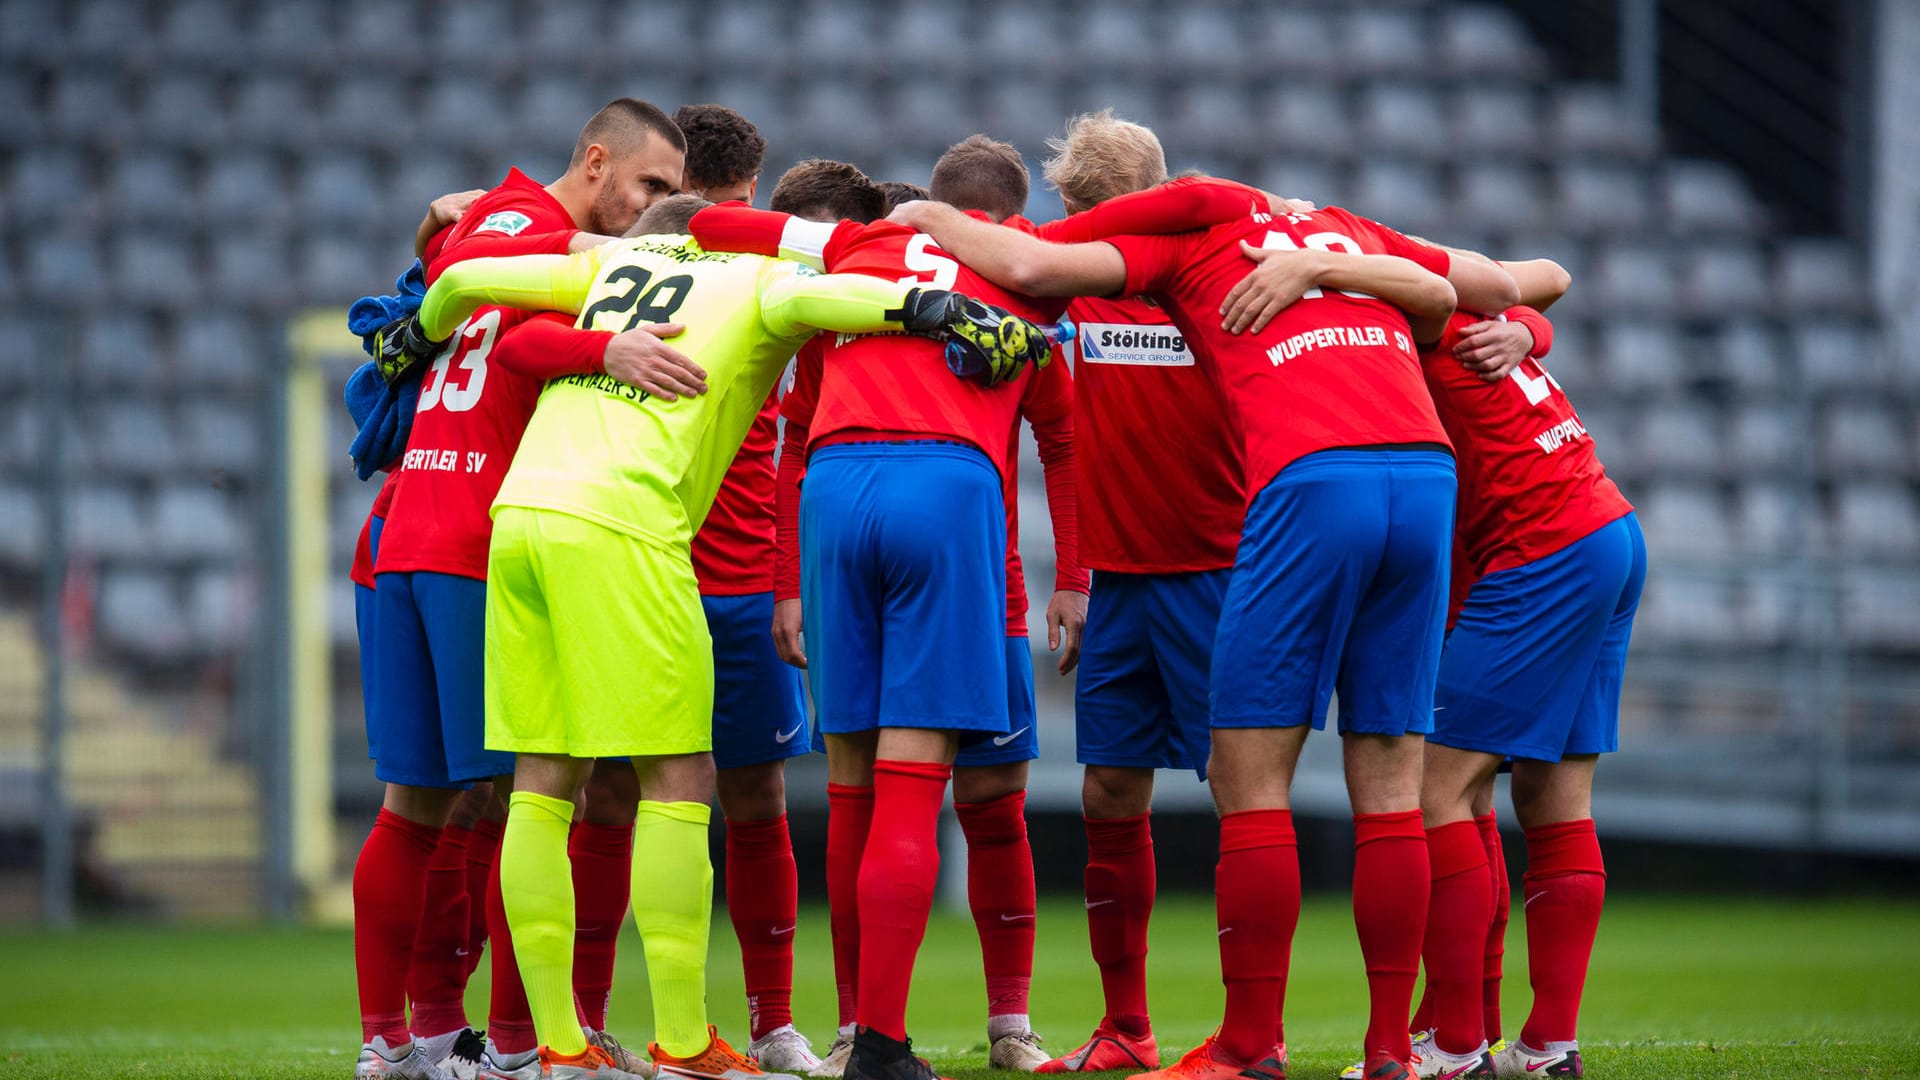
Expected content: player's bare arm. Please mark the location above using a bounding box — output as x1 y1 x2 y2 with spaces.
414 188 487 255
1223 243 1456 339
570 232 621 252
1045 589 1088 675
1435 243 1522 313
603 324 708 400
1452 318 1539 384
1501 258 1573 312
771 597 805 669
890 200 1128 298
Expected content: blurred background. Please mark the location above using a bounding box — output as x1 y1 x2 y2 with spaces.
2 0 1918 925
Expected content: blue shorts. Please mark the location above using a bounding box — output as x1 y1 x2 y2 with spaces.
1076 569 1228 778
357 514 385 759
801 441 1009 737
1211 449 1456 735
368 570 514 787
703 591 811 771
955 636 1040 767
1433 513 1646 762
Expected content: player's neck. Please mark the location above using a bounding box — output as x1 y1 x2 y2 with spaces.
545 174 595 232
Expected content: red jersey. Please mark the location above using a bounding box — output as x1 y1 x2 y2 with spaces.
351 474 398 588
425 168 579 285
773 340 825 603
689 205 1068 472
1001 354 1086 635
692 386 780 596
776 340 1086 632
1092 193 1453 495
392 309 615 579
1421 307 1632 581
1062 294 1246 574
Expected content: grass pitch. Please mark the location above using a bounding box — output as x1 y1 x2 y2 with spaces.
2 895 1916 1078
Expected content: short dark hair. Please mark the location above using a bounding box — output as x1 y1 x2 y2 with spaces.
876 181 931 215
673 104 768 192
929 135 1029 222
769 159 886 224
629 193 713 238
570 98 686 167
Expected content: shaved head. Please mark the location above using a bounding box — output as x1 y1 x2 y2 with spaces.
570 97 686 168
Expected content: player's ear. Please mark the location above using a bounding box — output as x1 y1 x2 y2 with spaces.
583 143 608 182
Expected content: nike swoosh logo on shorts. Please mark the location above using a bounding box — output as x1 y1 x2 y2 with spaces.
1085 898 1115 910
993 726 1031 747
999 913 1034 923
774 722 804 744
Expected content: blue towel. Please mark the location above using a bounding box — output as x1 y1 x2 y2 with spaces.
344 261 430 480
344 361 420 481
347 260 429 354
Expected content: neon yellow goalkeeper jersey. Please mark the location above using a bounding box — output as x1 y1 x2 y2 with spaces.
419 234 920 551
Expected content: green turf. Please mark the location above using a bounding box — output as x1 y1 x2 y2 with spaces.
2 896 1916 1078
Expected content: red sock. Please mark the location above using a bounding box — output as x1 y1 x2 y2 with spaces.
568 821 634 1032
957 791 1036 1019
486 845 536 1055
1354 810 1429 1064
1518 819 1605 1049
728 814 799 1039
1083 813 1154 1036
1423 821 1491 1055
1216 809 1298 1066
1410 984 1433 1036
826 782 875 1029
464 818 502 977
353 808 440 1046
1477 811 1509 1041
407 822 474 1038
855 760 950 1042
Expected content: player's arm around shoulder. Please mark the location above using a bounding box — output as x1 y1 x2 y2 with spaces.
890 200 1127 299
418 246 613 340
753 256 912 341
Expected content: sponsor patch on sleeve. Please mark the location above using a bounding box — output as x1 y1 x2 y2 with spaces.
472 210 533 237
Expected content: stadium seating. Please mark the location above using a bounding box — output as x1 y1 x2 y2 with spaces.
0 0 1909 912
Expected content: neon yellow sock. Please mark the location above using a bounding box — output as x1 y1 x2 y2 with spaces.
500 790 588 1056
631 800 714 1057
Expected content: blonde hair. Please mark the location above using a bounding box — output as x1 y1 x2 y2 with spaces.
1043 110 1169 211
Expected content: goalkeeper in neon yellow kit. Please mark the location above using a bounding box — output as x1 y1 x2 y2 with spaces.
413 194 1052 1080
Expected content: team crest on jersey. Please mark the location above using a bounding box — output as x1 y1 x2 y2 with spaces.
1078 323 1194 367
472 210 533 236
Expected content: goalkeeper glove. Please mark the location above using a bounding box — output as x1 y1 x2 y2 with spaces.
369 314 445 386
889 288 1053 387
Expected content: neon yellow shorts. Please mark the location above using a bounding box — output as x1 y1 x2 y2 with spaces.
484 507 714 759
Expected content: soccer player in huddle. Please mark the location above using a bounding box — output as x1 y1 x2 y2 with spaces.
757 149 1088 1075
1398 263 1640 1080
415 192 1046 1080
1031 250 1248 1078
893 110 1525 1080
349 98 693 1080
667 104 826 1075
687 139 1068 1080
